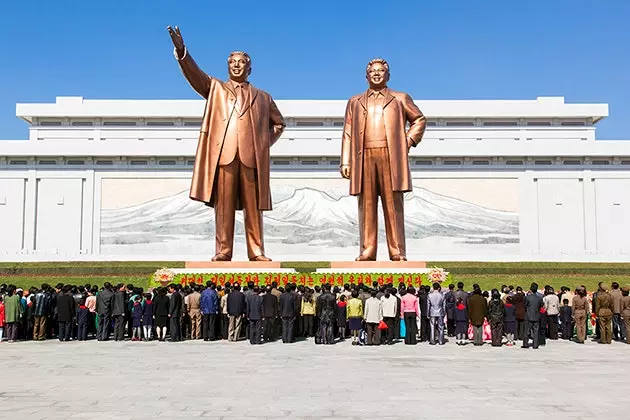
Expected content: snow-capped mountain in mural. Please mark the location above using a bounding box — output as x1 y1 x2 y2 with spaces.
100 186 518 250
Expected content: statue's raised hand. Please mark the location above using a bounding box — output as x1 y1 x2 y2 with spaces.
167 26 185 55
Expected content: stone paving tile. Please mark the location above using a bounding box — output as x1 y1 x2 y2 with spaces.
0 338 628 419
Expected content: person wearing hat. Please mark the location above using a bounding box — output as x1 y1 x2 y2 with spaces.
595 282 614 344
620 287 630 344
572 287 589 343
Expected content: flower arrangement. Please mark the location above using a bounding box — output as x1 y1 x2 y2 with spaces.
428 266 449 284
153 268 175 286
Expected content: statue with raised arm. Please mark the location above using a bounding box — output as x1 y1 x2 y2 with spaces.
341 58 427 261
168 26 285 262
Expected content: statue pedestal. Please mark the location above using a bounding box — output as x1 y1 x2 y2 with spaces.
185 261 281 269
319 261 428 274
329 261 426 269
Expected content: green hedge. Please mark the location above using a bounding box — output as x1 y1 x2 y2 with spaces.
0 261 185 276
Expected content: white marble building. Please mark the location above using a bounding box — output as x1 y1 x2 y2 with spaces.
1 96 628 262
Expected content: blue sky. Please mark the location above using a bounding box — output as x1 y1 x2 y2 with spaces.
1 0 628 139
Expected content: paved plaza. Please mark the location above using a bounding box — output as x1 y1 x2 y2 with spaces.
0 338 627 419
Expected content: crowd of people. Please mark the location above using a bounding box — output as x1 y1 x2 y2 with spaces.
1 279 629 348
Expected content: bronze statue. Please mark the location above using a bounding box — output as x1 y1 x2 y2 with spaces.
341 58 427 261
168 26 285 262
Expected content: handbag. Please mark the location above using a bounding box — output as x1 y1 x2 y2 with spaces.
378 320 388 330
399 318 406 337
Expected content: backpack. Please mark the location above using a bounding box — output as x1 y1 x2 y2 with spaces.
358 329 367 345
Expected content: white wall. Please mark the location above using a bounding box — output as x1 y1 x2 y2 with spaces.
0 178 25 253
2 167 630 261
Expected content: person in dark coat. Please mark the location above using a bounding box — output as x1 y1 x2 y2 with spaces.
56 285 76 342
131 296 143 341
227 283 246 341
503 296 517 346
168 284 183 342
487 289 504 347
279 284 298 343
316 283 337 344
245 287 263 344
95 283 114 341
559 298 573 340
454 298 468 345
444 284 457 337
418 286 430 342
523 282 544 349
153 288 170 341
512 287 526 340
111 283 127 341
142 293 153 341
76 299 89 341
468 288 487 346
262 286 278 342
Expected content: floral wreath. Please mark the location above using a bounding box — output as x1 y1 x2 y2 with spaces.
153 268 175 286
428 266 449 284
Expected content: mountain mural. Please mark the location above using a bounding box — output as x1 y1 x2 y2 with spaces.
100 186 519 252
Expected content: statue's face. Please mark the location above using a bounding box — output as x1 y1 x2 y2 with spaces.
366 62 389 89
227 53 251 83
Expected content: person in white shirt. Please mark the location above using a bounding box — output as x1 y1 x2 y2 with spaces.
380 288 398 344
543 286 560 340
363 290 383 345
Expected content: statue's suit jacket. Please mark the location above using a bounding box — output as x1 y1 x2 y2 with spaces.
341 88 426 196
177 50 285 210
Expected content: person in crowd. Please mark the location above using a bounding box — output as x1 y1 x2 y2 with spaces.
168 284 183 342
111 283 126 341
512 286 525 340
33 284 52 341
468 288 487 346
380 287 397 345
444 283 456 337
187 285 202 340
620 287 630 345
200 282 219 341
279 284 298 343
336 294 347 341
130 295 143 341
363 289 383 346
315 283 337 345
400 286 419 345
227 283 246 342
427 282 446 345
610 282 625 341
596 282 614 344
300 288 316 339
262 286 278 342
142 293 153 341
543 286 560 340
56 285 75 342
501 295 515 346
153 287 169 341
559 298 572 340
523 282 544 349
96 283 114 341
76 298 89 341
572 287 589 344
455 282 468 309
86 287 97 338
0 296 5 342
488 289 504 347
418 285 430 342
220 286 230 340
246 286 263 344
347 290 364 345
454 297 467 345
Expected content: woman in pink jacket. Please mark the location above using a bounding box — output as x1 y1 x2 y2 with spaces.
400 286 420 345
